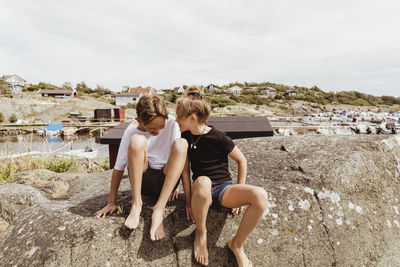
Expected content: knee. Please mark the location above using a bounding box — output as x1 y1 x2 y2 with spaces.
192 176 211 200
129 134 147 153
252 187 268 210
172 138 188 154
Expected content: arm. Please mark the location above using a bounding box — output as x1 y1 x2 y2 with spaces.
228 146 247 185
228 146 247 215
94 169 124 218
181 156 194 221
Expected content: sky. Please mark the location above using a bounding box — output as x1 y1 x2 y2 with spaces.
1 0 400 96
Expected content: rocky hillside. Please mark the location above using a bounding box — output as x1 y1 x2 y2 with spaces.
0 93 136 123
1 135 400 266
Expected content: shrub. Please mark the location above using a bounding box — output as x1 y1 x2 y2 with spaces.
9 114 17 123
205 96 236 108
0 112 4 123
45 157 78 173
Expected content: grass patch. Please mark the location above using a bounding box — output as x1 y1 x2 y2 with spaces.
0 155 80 184
0 161 17 184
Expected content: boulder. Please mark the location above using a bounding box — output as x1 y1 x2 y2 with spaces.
1 135 400 266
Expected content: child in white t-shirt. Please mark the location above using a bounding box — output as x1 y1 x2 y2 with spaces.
95 95 188 241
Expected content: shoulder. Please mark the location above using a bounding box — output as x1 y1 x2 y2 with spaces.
208 127 227 139
123 122 139 136
165 115 177 127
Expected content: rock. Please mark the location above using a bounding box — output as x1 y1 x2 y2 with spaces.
1 135 400 266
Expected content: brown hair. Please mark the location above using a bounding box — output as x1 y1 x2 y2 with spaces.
176 86 211 123
136 95 168 125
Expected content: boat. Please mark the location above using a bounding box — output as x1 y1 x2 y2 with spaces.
37 123 63 137
62 127 78 137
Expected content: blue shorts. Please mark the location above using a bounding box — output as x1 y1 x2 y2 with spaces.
211 180 233 205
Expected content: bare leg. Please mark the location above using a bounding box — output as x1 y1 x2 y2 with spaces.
191 176 212 266
125 134 148 229
150 138 187 241
221 185 268 267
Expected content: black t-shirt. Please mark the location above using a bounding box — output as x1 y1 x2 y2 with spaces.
182 127 235 183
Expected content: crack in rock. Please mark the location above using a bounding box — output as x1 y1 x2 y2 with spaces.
313 191 337 267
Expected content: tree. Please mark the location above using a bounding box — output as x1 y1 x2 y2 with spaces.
95 85 112 96
62 82 73 90
9 114 17 123
0 112 4 123
75 81 93 94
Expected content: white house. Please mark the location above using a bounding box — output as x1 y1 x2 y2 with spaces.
115 87 156 106
225 85 243 95
206 84 218 90
283 90 297 97
173 86 185 94
261 87 277 97
0 74 27 94
115 92 142 106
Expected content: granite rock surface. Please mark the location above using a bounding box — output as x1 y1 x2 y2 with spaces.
1 135 400 266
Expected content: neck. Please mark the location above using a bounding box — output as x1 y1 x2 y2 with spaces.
191 123 208 135
135 119 146 131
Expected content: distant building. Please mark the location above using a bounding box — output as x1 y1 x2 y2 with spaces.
0 74 27 94
261 87 277 97
206 84 218 91
38 89 78 98
115 87 156 106
283 90 297 97
225 85 243 95
173 86 185 94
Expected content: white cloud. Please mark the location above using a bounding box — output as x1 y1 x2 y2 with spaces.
0 0 399 96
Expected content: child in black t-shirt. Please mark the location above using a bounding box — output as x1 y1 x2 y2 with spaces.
176 86 269 267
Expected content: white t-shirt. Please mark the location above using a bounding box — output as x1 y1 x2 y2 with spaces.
114 115 181 171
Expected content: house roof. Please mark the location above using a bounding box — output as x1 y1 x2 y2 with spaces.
263 87 276 91
227 85 243 91
115 92 141 97
129 87 155 95
1 74 26 82
39 89 76 94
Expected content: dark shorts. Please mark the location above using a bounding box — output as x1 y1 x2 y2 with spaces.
211 180 233 205
128 167 180 198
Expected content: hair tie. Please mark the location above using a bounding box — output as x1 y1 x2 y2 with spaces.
188 92 200 96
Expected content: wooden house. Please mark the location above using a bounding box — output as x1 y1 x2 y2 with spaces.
38 89 78 98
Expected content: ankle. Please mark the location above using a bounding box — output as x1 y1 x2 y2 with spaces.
195 228 207 236
228 238 243 250
152 205 165 212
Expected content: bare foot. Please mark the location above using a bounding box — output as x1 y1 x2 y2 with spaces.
124 203 142 229
150 208 165 241
228 239 252 267
194 229 208 266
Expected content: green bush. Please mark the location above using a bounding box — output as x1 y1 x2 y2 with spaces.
205 96 236 108
9 114 17 123
45 157 78 173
